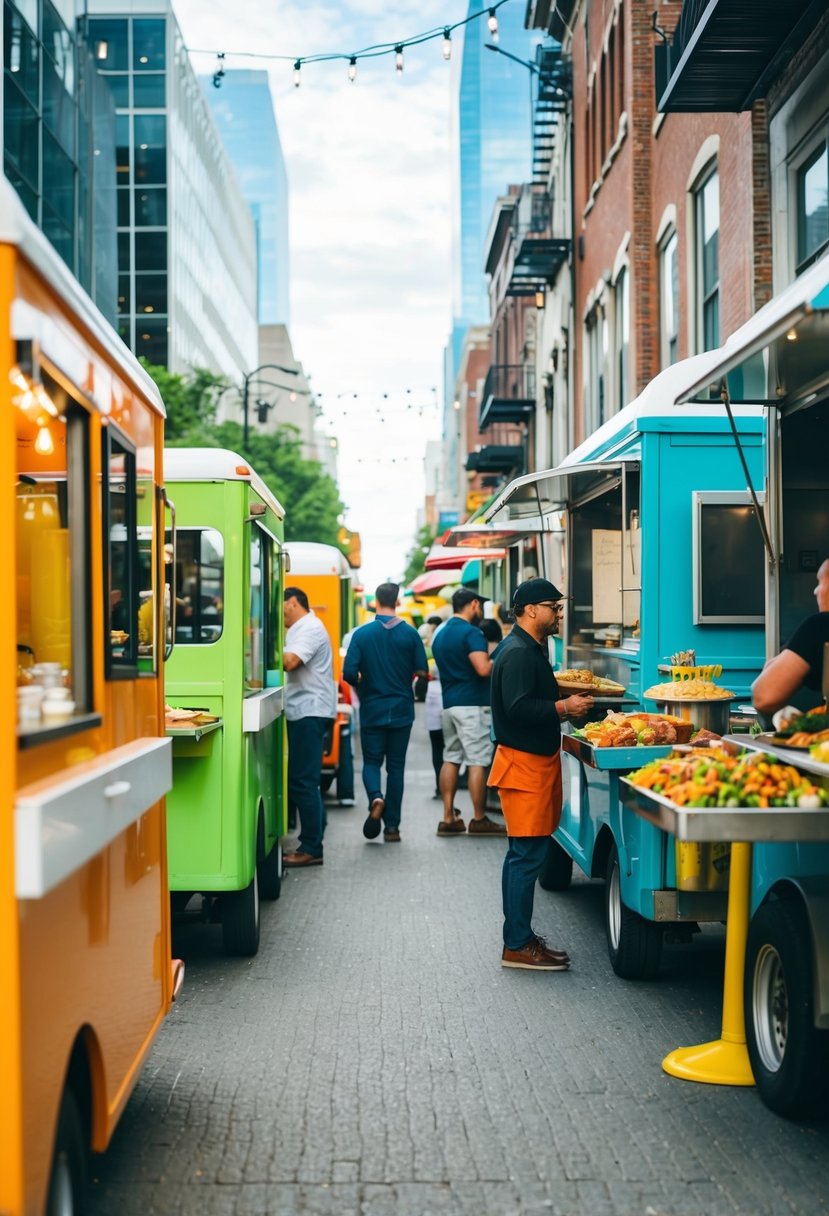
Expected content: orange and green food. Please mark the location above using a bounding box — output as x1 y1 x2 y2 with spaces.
627 749 827 809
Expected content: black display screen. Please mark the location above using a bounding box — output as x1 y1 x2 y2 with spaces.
699 503 765 621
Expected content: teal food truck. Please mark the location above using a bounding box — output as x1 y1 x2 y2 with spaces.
452 353 768 978
161 449 287 957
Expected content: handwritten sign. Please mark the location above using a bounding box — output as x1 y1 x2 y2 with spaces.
591 529 641 626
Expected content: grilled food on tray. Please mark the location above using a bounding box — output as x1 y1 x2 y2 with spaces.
556 667 626 694
577 712 699 748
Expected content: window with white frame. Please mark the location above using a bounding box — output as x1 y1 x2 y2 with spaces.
584 302 608 435
695 166 719 352
659 230 679 367
614 266 629 411
795 138 828 273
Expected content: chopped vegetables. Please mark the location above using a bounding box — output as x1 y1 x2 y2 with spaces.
627 748 828 810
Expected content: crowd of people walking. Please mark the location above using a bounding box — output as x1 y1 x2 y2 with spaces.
281 576 594 971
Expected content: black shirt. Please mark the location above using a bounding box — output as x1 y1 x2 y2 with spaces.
785 612 829 690
490 623 562 756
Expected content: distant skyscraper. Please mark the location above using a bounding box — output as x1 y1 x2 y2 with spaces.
205 70 290 327
448 4 540 387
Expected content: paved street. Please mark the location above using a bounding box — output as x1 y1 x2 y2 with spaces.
88 710 829 1216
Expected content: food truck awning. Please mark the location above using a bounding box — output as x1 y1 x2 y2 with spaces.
484 460 639 527
678 249 829 412
441 521 541 548
424 544 506 569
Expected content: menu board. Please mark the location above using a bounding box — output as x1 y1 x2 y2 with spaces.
591 528 641 625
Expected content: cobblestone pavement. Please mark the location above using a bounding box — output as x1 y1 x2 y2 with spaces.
88 709 829 1216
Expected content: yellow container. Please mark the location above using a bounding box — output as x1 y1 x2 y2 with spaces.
675 840 731 892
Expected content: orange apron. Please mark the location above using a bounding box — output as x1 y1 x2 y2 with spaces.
487 745 563 837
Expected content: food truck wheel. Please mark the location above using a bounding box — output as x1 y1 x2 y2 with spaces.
538 837 573 891
745 899 829 1118
605 844 663 980
258 819 282 901
222 873 261 957
46 1089 87 1216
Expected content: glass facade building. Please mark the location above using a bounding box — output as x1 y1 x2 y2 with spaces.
204 69 290 327
3 0 118 321
88 0 257 377
449 4 539 383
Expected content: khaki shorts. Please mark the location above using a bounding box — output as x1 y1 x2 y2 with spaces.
441 705 494 768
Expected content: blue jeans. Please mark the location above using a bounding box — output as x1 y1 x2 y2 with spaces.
360 723 413 831
502 835 549 950
287 717 332 858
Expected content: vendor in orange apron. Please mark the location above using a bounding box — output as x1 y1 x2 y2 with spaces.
488 578 594 971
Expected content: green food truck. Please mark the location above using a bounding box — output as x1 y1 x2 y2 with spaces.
160 448 287 956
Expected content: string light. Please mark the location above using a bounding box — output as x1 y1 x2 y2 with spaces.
189 2 511 87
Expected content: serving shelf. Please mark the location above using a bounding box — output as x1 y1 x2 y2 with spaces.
563 733 673 771
731 733 829 781
620 777 829 843
166 718 223 743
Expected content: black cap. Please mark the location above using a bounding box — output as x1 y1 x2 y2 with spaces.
511 577 564 608
452 587 489 613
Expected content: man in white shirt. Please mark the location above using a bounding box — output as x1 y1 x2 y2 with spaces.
283 587 337 867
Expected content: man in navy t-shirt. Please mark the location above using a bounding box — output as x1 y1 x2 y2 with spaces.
343 582 428 843
431 588 506 838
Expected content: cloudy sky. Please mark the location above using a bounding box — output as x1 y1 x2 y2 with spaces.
175 0 474 588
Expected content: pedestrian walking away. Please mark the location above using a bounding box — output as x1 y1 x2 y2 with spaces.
282 586 337 868
343 582 428 843
488 578 594 970
431 588 505 838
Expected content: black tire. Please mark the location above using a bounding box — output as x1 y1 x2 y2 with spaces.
46 1089 87 1216
320 772 335 794
745 899 829 1118
222 871 260 957
605 842 662 979
538 836 573 891
336 728 355 803
259 840 282 901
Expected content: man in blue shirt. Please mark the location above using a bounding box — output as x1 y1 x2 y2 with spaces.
431 588 506 838
343 582 428 843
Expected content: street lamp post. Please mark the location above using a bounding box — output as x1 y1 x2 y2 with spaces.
242 362 300 448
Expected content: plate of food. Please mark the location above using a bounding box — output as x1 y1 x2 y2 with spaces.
110 630 129 645
556 667 627 695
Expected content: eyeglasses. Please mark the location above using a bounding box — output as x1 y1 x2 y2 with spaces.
535 601 564 613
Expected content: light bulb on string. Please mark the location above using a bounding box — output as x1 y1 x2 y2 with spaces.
348 56 357 82
395 46 404 75
293 59 301 87
442 28 452 60
487 8 499 40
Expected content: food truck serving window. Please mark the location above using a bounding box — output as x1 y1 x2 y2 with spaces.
103 428 140 676
173 529 224 645
16 400 93 739
692 491 765 625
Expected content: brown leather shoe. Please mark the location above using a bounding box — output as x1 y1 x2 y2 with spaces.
363 796 385 840
383 829 401 842
468 815 507 836
501 939 569 970
534 935 570 965
283 851 323 868
437 818 466 835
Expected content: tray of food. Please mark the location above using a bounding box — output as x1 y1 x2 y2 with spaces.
164 706 223 738
556 667 627 695
565 711 721 769
620 747 829 842
759 705 829 750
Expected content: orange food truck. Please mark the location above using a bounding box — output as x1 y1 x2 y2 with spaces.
0 179 180 1213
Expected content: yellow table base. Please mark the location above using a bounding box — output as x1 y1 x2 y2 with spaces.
662 841 756 1089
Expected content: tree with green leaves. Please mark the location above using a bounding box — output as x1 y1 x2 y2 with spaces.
142 360 347 547
403 523 437 586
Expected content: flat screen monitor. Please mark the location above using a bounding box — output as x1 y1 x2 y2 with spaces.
692 491 766 625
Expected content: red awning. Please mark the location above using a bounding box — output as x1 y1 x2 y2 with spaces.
409 568 462 594
424 545 506 570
